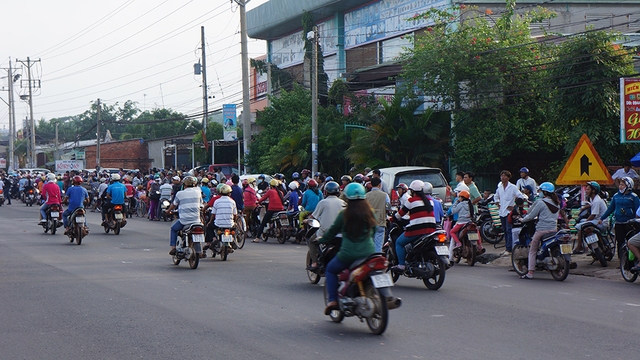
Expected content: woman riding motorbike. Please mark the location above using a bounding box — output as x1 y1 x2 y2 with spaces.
252 179 285 243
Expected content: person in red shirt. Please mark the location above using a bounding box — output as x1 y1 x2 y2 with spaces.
39 173 63 223
242 178 259 232
252 179 285 243
124 176 136 214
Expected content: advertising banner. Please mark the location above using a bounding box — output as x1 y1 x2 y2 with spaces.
55 160 83 172
621 77 640 143
223 104 238 141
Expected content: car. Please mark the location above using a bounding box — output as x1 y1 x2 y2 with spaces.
17 168 50 176
240 174 272 184
191 164 240 179
367 166 452 206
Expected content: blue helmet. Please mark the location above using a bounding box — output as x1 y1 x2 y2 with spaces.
325 176 333 182
539 182 555 194
324 181 340 195
344 183 366 200
292 172 300 179
519 167 529 174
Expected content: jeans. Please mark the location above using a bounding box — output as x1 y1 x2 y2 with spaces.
395 233 422 265
528 230 555 271
325 256 349 303
501 216 513 251
40 203 50 220
170 221 184 247
373 226 385 252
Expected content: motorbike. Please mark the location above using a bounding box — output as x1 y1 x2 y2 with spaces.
123 197 135 218
620 219 640 283
383 221 449 290
41 203 64 234
207 228 237 261
258 208 288 244
172 222 205 269
451 221 482 266
511 222 575 281
305 219 327 284
576 222 615 267
322 250 401 335
159 198 174 222
0 189 4 206
477 198 505 245
103 204 127 235
24 188 37 206
67 208 89 245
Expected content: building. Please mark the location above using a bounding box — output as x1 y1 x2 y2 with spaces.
146 134 196 170
84 138 152 172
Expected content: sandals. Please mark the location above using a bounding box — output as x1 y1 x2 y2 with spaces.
519 273 534 279
324 301 339 315
251 238 260 243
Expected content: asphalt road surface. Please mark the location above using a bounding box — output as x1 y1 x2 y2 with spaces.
0 203 638 359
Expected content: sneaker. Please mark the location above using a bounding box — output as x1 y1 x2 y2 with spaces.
500 250 511 256
631 265 640 272
39 219 47 223
453 242 462 249
169 248 177 256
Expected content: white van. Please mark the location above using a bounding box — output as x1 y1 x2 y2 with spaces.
368 166 452 206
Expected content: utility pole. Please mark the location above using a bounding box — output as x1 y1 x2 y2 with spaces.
8 60 16 171
96 99 101 168
308 26 319 175
236 0 251 174
201 26 209 136
55 123 58 163
17 57 40 167
267 62 272 107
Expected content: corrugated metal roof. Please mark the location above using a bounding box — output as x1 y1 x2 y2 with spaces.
247 0 372 40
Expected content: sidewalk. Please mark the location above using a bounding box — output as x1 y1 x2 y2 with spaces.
474 242 624 282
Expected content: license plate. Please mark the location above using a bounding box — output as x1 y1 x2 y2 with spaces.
467 232 479 241
114 213 123 220
560 244 572 254
585 234 598 245
279 219 289 227
51 212 59 217
29 195 34 199
192 234 205 243
435 246 449 256
221 234 233 243
75 216 85 223
370 273 394 288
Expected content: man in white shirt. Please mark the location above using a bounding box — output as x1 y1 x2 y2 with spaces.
515 167 538 198
612 160 639 188
573 181 608 254
493 170 524 254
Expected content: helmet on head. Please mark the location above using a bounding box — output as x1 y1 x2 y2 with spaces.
314 172 321 178
396 183 408 191
423 182 433 194
211 179 218 186
289 181 299 190
72 175 83 185
344 183 366 200
291 172 300 179
308 179 318 188
459 190 470 199
216 183 225 192
247 177 255 184
353 174 364 184
325 176 333 182
340 175 352 183
111 173 121 181
623 176 634 190
519 167 529 174
100 177 106 183
586 181 600 194
454 183 469 193
324 181 340 195
539 182 555 194
258 174 265 180
269 179 279 187
301 169 310 176
47 173 56 181
182 176 197 187
409 180 425 192
201 177 209 183
274 173 284 180
219 184 232 195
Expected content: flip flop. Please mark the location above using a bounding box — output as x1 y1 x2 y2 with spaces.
519 274 533 279
251 238 260 243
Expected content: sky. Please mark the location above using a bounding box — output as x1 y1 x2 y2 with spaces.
0 0 269 132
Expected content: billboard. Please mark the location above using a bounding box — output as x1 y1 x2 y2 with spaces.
223 104 238 141
55 160 83 172
621 78 640 143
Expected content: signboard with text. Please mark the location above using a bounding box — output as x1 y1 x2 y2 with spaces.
55 160 83 172
223 104 237 141
0 158 6 169
621 77 640 143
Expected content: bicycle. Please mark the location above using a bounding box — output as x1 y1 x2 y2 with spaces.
136 199 147 218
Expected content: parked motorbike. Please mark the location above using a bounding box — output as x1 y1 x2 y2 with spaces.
172 222 205 269
384 222 449 290
477 199 504 245
511 222 575 281
451 222 482 266
620 219 640 283
67 208 89 245
103 204 127 235
576 222 615 267
41 203 63 234
323 251 401 335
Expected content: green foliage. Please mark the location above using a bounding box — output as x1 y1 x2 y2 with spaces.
250 58 294 92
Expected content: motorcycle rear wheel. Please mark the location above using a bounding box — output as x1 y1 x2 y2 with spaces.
480 219 502 245
323 286 344 323
172 256 181 265
306 251 321 284
51 221 57 235
422 252 445 290
549 248 569 281
593 247 607 267
620 249 638 283
467 244 477 266
221 246 228 261
276 225 286 244
75 225 83 245
383 246 400 283
511 245 528 276
365 283 388 335
114 222 121 235
188 251 199 269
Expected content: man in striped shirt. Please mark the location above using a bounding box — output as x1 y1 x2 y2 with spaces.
210 184 237 229
167 176 203 256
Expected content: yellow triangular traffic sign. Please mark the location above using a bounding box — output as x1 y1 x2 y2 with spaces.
556 134 614 185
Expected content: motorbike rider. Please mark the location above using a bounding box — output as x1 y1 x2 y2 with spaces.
203 184 237 257
626 206 640 272
572 181 608 254
166 176 204 256
306 181 346 271
2 173 12 205
449 190 484 253
599 176 640 259
515 167 538 198
200 178 212 203
101 174 127 226
39 173 63 223
391 180 438 272
253 179 286 243
242 178 259 232
230 174 244 216
519 182 566 279
423 182 445 224
300 179 323 229
319 182 376 315
63 175 89 234
257 174 269 191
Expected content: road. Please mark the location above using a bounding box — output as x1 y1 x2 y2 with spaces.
0 203 638 359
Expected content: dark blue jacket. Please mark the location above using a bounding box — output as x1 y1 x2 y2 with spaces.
601 191 640 223
230 184 244 211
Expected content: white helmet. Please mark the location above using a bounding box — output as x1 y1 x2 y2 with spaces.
409 180 425 192
288 181 299 190
46 173 56 181
423 181 433 194
454 183 469 193
111 173 121 181
623 176 634 190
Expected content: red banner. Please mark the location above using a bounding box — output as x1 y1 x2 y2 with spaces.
621 78 640 143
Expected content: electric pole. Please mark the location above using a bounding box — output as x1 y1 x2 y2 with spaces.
17 57 40 167
308 26 319 175
236 0 251 174
1 60 17 171
201 26 209 136
96 98 101 168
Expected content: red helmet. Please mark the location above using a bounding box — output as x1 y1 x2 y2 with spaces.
308 179 318 188
72 175 83 185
